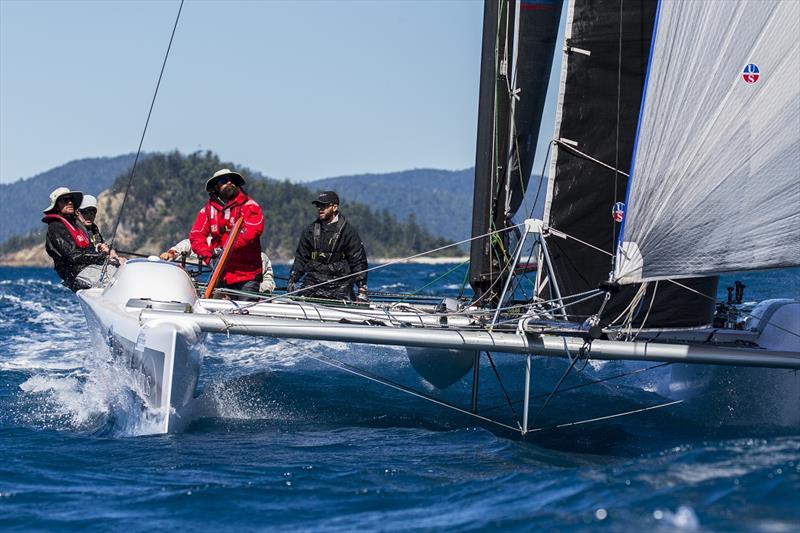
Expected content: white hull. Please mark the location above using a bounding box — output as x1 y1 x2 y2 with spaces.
78 259 204 434
668 299 800 428
77 260 799 434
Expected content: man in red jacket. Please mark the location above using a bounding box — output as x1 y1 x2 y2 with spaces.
190 168 264 297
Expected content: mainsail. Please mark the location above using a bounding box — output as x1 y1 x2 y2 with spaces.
615 0 800 283
541 0 717 327
469 0 563 301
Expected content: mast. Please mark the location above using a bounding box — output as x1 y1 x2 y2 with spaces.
469 0 512 302
469 0 563 303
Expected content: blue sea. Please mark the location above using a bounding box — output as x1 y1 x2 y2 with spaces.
1 264 798 531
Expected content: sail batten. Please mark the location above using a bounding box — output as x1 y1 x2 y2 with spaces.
616 0 800 283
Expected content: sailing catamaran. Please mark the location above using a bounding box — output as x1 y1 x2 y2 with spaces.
78 0 799 434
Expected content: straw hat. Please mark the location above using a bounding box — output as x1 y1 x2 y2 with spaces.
43 187 84 214
205 168 246 192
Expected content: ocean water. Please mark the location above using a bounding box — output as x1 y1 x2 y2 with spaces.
1 264 798 531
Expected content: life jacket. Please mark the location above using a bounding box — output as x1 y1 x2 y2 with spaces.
42 214 90 248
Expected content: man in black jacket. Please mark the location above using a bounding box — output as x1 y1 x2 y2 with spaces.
42 187 122 291
288 191 368 301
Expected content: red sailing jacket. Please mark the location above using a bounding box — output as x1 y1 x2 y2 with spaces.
189 190 264 285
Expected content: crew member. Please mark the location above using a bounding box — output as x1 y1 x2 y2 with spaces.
288 191 368 301
42 187 122 291
77 194 104 247
161 238 276 293
189 168 264 296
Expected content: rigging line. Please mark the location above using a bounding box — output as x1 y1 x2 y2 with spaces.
663 278 800 340
527 399 684 433
397 258 470 302
481 362 672 414
303 350 521 434
553 139 629 179
107 0 185 250
665 277 719 303
528 140 553 221
548 226 614 257
485 351 520 423
607 282 646 327
227 223 526 312
631 280 659 340
611 0 624 267
529 341 589 428
489 291 606 327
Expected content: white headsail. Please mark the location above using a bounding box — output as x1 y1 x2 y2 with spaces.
615 0 800 284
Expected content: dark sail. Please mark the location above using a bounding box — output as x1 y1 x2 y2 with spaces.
469 0 563 301
542 0 717 326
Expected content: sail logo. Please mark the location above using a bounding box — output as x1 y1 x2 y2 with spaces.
612 202 625 223
742 64 760 84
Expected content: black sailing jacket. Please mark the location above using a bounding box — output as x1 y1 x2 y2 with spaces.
289 214 368 300
44 216 108 291
85 223 104 247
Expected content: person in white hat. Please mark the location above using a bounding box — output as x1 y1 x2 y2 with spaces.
41 187 122 291
77 194 104 247
188 168 265 299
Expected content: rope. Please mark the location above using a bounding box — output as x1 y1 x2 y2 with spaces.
107 0 184 250
631 280 659 340
611 0 625 265
481 362 672 414
398 258 470 302
527 399 684 433
486 351 520 424
302 349 520 433
529 341 590 428
548 226 614 257
222 223 525 313
554 139 629 180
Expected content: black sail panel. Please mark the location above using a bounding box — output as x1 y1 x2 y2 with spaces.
469 0 509 300
507 0 563 216
470 0 563 300
545 0 717 326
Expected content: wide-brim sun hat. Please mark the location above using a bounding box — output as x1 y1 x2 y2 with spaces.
43 187 84 214
206 168 246 192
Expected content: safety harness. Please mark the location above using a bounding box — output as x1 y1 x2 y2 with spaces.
311 218 347 264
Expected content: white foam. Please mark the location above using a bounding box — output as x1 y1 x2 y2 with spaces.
16 350 171 437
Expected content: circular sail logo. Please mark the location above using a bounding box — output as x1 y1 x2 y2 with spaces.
612 202 625 223
742 63 760 84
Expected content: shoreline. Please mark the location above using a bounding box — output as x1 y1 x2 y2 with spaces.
1 256 472 268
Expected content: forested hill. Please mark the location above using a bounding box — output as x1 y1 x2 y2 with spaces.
309 169 473 244
0 154 146 245
308 168 549 244
1 151 457 262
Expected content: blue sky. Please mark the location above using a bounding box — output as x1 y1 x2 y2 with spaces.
1 0 561 184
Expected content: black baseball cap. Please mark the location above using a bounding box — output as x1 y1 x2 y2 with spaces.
312 191 339 206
